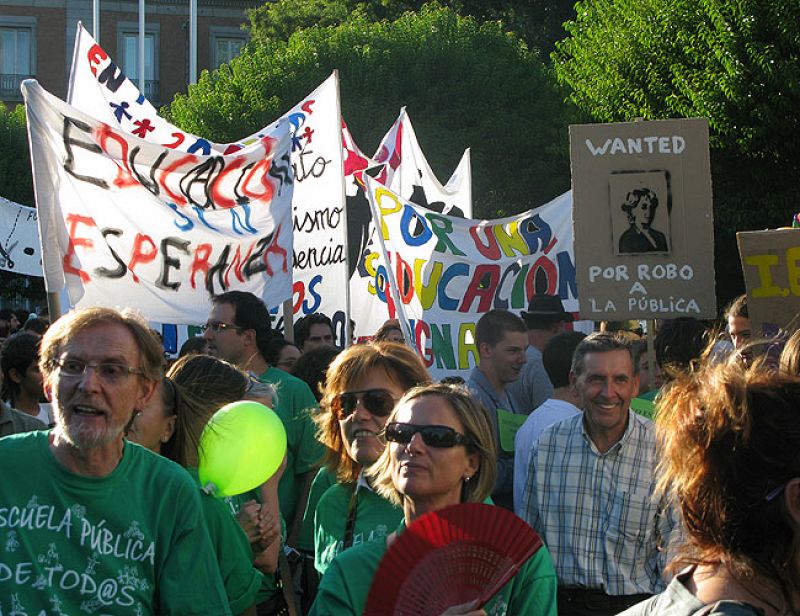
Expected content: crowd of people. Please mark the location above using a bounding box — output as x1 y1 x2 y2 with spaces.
0 291 798 615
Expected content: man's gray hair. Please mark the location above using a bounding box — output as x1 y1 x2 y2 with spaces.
571 332 637 376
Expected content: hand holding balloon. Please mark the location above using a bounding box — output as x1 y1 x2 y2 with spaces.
198 400 287 498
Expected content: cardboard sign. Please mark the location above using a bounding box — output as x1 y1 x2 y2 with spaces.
570 118 716 319
737 228 800 337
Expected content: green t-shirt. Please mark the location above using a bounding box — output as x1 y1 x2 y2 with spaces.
189 468 263 614
309 521 558 616
223 486 283 604
298 466 337 553
314 481 403 575
0 431 229 615
258 367 324 525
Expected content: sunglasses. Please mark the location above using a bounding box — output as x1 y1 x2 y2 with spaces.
333 389 396 419
384 422 473 448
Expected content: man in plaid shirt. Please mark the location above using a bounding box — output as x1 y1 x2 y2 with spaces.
519 333 674 616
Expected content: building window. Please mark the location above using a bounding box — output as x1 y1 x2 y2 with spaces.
117 23 159 103
0 17 36 102
210 28 247 69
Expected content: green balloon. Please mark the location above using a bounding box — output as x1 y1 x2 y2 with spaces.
198 400 287 498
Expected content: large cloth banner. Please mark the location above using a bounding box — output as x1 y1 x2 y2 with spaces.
0 197 43 277
359 176 576 379
376 108 472 218
68 24 349 337
68 23 259 153
344 110 473 340
24 80 294 323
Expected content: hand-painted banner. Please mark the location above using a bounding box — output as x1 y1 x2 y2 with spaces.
375 107 472 218
344 110 473 342
68 24 349 338
24 80 294 323
359 176 576 379
0 197 43 277
68 22 257 154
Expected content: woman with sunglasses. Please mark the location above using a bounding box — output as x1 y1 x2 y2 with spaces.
620 363 800 616
310 342 431 576
309 383 558 615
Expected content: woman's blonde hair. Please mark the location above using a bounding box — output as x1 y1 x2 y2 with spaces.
779 328 800 375
369 383 497 507
317 342 430 483
165 354 249 467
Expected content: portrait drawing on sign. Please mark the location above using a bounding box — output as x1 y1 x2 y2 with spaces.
615 185 670 255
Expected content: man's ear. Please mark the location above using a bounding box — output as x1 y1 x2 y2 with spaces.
162 414 177 443
9 368 23 385
242 328 258 350
569 371 579 396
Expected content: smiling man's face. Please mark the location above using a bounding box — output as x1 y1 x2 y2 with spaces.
572 349 638 449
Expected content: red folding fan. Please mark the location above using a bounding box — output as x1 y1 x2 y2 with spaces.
363 502 543 616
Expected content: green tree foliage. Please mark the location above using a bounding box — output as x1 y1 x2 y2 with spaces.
553 0 800 302
0 103 33 205
247 0 575 58
166 4 575 217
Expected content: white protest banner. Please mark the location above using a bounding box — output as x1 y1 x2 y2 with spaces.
0 197 43 277
358 176 575 378
570 118 716 319
68 23 253 154
373 108 472 217
345 110 474 341
24 80 294 324
68 24 349 338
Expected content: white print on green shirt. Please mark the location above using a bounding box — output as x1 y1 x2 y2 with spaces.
0 500 155 565
0 496 156 614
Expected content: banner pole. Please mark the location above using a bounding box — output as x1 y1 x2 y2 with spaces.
333 69 353 347
646 319 656 392
189 0 197 85
46 292 62 320
364 177 416 352
138 0 145 93
282 299 294 342
93 0 100 42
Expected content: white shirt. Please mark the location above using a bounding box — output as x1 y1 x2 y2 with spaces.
513 398 580 513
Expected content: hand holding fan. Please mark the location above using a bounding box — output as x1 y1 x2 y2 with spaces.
363 502 543 616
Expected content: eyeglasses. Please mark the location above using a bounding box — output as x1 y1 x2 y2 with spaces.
55 358 143 383
201 321 242 333
333 389 396 419
384 422 473 448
